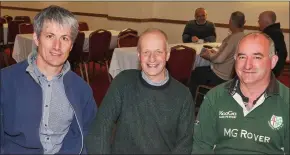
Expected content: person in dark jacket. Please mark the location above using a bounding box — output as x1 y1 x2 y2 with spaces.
182 8 216 43
258 10 288 77
0 5 97 154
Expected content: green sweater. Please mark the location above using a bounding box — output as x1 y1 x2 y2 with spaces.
86 70 195 154
192 76 289 154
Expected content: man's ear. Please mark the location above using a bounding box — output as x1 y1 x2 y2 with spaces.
166 51 170 61
137 51 141 61
270 54 279 69
33 32 39 46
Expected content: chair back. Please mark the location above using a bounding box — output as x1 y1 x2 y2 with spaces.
78 22 89 31
117 33 139 48
118 28 138 38
167 45 196 86
3 15 13 23
0 17 7 24
0 23 4 45
68 32 85 64
19 23 34 34
89 29 112 62
14 16 31 23
7 20 26 43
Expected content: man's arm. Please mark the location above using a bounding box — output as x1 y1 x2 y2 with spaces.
200 48 217 61
82 89 97 136
284 106 289 154
0 93 3 155
204 22 217 42
0 71 4 154
182 22 193 43
209 41 233 64
85 77 122 154
171 91 195 154
192 95 217 154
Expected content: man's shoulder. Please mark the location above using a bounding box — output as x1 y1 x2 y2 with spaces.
204 81 231 102
65 71 92 91
185 20 197 26
277 80 290 104
206 20 215 26
227 32 245 42
169 77 191 94
1 60 28 78
114 69 140 81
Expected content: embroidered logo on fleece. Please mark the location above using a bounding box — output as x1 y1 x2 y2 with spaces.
219 111 237 119
268 115 283 130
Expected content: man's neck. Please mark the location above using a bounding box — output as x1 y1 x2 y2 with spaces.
196 20 206 25
231 28 244 34
36 58 63 81
240 79 270 100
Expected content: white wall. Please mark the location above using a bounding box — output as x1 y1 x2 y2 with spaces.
1 2 289 59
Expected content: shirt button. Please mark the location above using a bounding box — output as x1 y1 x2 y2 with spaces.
48 84 50 87
47 137 49 140
45 105 48 107
45 124 47 126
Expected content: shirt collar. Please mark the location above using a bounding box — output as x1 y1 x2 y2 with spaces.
141 69 169 86
226 73 280 99
26 48 71 80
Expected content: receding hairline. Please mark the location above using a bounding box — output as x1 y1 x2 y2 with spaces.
240 33 271 45
137 28 169 52
195 8 207 15
236 32 275 57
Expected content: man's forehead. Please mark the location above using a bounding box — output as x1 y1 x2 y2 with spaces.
141 32 166 42
240 35 270 46
43 20 70 29
195 9 206 14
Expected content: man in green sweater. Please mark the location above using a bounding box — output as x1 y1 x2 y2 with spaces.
192 32 289 154
86 28 195 154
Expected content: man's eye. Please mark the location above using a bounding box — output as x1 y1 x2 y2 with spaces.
238 56 245 59
46 35 53 38
254 56 262 60
62 37 69 41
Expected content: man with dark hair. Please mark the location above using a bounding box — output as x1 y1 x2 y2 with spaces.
258 10 288 77
86 28 194 154
188 11 245 100
0 5 97 154
192 32 289 154
182 8 216 43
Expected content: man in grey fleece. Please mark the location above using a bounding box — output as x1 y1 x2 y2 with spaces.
182 8 216 43
188 11 245 100
85 28 195 154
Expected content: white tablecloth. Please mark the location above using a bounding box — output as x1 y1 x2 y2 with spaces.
109 42 221 78
12 30 120 63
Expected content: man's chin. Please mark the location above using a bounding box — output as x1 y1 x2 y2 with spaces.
48 61 66 68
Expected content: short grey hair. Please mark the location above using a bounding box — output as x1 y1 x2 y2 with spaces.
137 28 170 53
234 32 276 59
230 11 245 28
33 5 79 42
195 7 207 16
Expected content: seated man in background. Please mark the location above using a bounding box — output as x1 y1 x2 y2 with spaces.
85 28 194 154
192 32 289 154
182 8 216 43
258 10 288 77
188 11 245 100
